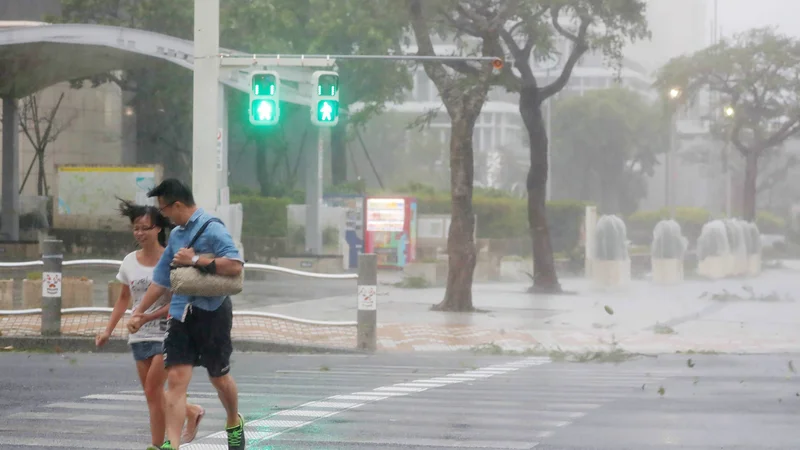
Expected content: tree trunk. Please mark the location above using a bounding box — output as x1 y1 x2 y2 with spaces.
432 114 477 312
743 151 758 221
519 87 561 293
36 150 46 196
331 114 348 185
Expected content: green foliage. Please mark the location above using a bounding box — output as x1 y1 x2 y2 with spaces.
231 195 291 237
551 87 667 214
756 211 786 234
627 207 712 245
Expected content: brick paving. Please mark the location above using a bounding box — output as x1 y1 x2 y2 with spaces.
0 312 543 352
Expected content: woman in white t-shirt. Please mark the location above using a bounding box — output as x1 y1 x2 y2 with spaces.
96 200 205 449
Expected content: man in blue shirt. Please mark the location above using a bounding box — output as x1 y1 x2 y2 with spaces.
128 179 245 450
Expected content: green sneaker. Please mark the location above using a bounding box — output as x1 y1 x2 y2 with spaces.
226 413 245 450
146 446 159 450
159 441 175 450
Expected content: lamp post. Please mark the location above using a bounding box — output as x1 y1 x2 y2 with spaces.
722 105 735 217
666 87 681 219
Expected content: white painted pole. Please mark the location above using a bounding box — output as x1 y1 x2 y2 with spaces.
192 0 221 211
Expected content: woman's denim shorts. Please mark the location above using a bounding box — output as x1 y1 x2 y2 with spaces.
130 341 163 362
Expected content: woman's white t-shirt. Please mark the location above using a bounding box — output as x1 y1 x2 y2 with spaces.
117 251 170 344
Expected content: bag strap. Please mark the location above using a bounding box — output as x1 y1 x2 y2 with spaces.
187 218 223 250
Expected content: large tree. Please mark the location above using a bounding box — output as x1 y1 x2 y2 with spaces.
656 27 800 221
550 87 666 215
406 0 509 311
443 0 648 293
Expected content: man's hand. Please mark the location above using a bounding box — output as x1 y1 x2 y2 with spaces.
173 247 197 266
127 313 145 334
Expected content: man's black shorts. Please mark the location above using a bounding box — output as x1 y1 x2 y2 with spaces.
163 297 233 378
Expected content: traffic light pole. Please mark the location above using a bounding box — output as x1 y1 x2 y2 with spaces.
306 129 326 254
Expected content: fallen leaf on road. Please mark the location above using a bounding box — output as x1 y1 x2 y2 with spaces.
789 360 796 373
604 305 614 315
687 358 695 368
693 377 699 385
658 386 665 396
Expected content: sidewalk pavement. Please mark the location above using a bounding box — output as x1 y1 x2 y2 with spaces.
2 263 800 354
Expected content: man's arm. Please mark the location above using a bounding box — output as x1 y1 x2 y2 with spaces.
194 222 244 276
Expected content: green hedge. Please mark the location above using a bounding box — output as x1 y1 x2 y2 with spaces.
234 192 586 253
627 207 712 245
231 195 291 237
756 211 786 234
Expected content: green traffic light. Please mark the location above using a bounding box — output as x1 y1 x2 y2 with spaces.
252 73 277 96
316 100 339 122
251 99 276 122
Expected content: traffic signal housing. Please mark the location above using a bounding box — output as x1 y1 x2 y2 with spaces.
311 70 340 127
249 71 280 126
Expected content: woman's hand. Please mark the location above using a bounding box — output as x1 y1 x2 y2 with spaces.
95 331 111 348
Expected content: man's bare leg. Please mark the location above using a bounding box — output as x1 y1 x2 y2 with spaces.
209 373 240 427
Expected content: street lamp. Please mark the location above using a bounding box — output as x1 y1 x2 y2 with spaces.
724 105 735 117
666 87 682 218
722 105 735 217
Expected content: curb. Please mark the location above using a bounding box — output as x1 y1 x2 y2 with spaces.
0 336 366 355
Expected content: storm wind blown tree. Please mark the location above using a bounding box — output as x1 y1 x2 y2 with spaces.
406 0 509 312
443 0 649 293
656 27 800 221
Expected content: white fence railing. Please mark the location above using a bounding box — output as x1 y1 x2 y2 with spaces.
0 257 375 334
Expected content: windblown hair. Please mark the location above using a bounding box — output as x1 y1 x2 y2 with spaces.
117 198 172 247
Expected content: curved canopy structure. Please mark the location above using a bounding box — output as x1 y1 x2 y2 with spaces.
0 23 307 103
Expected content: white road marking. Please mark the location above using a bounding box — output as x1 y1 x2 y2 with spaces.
182 357 551 450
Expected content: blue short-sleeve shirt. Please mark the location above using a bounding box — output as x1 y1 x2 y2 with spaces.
152 208 244 321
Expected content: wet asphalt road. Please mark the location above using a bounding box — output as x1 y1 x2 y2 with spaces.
0 351 799 449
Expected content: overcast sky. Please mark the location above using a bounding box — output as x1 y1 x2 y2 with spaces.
715 0 800 37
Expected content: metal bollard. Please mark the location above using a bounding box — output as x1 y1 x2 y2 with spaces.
356 253 377 351
40 240 64 336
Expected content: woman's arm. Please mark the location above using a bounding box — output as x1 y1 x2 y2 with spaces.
97 284 131 346
105 284 131 334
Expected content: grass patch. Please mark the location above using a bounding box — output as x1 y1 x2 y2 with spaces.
393 276 431 289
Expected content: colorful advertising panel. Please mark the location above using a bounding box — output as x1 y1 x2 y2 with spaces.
363 196 417 268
